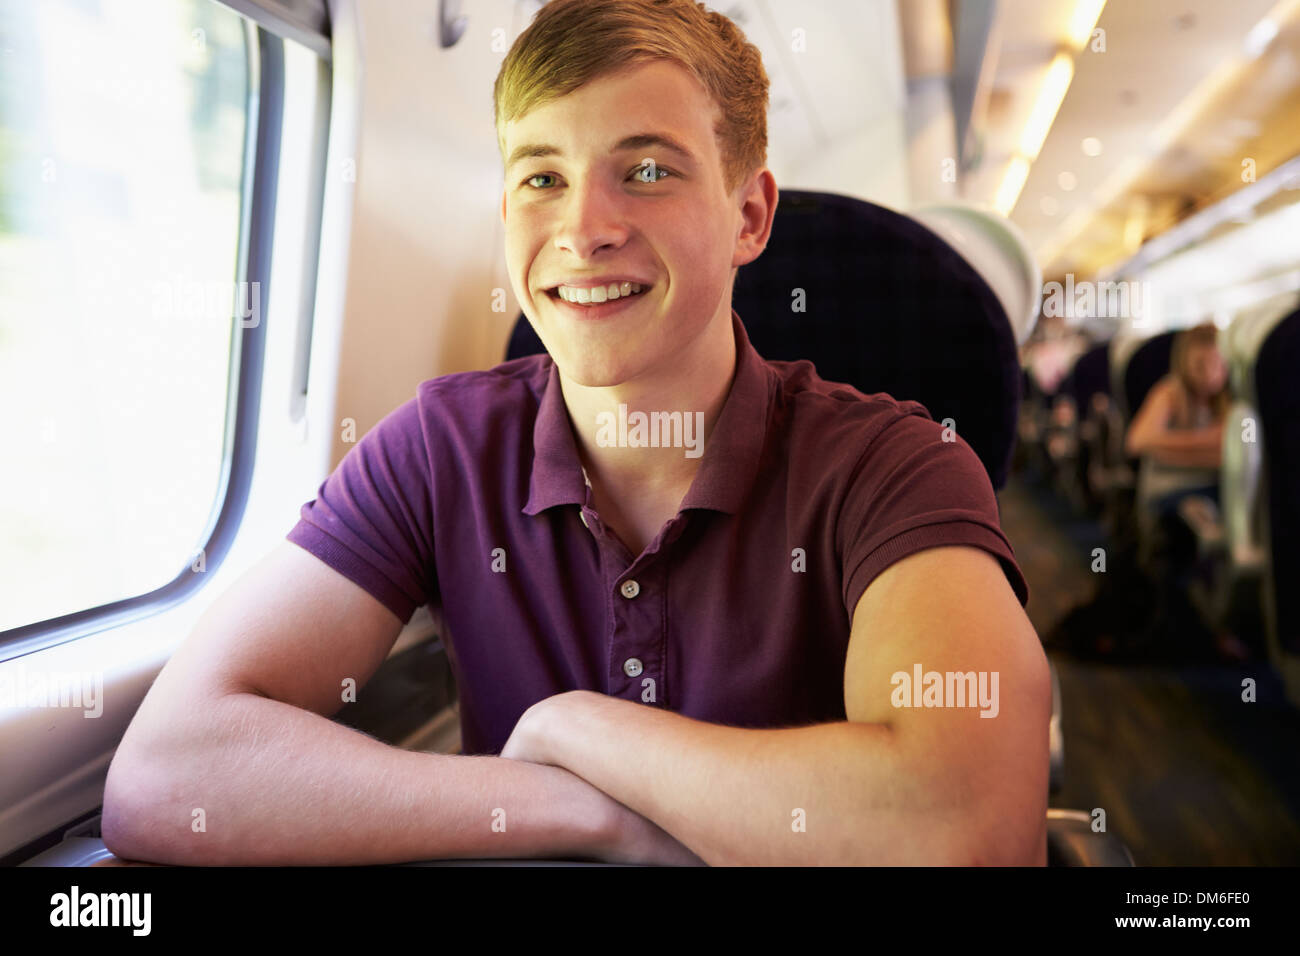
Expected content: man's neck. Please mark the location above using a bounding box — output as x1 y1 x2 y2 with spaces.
560 312 738 500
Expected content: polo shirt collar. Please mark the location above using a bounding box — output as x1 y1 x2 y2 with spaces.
523 309 774 517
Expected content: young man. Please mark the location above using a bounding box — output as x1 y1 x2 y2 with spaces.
103 0 1048 866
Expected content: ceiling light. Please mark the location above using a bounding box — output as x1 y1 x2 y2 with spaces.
1058 171 1078 191
1081 137 1103 156
990 0 1107 217
1019 53 1075 159
1041 196 1060 216
1068 0 1108 49
995 158 1031 215
1244 18 1279 58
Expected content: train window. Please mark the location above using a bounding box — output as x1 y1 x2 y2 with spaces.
0 0 249 633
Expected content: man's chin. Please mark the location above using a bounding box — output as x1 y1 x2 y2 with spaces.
541 342 639 388
552 357 637 389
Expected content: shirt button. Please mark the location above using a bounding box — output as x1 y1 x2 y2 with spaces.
620 579 640 599
623 657 643 677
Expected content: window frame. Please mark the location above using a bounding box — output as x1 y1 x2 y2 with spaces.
0 20 285 661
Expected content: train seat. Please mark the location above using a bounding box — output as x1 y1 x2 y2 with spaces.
1254 303 1300 703
1069 332 1157 541
1103 330 1177 566
1045 810 1136 866
1113 330 1177 427
1052 340 1112 513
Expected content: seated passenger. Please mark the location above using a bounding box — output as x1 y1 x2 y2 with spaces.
1125 322 1229 554
103 0 1050 867
1124 322 1229 650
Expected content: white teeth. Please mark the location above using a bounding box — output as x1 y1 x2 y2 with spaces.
557 282 644 304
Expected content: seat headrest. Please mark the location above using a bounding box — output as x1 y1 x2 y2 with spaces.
1226 291 1300 403
1113 330 1176 426
909 203 1042 346
1063 341 1112 410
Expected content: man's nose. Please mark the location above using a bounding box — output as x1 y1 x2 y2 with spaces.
553 179 630 258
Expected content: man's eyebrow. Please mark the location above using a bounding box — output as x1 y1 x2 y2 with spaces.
505 132 698 172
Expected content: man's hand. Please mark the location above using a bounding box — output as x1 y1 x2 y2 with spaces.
500 691 706 866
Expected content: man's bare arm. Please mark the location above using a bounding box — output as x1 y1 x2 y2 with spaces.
101 542 694 866
504 547 1049 865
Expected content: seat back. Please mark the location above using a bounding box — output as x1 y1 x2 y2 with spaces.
1220 297 1295 572
1111 329 1177 428
1046 810 1136 866
1066 341 1111 411
1056 341 1112 510
506 190 1025 488
1221 397 1264 560
1253 302 1300 688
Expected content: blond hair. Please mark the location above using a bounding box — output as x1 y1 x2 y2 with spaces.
493 0 769 196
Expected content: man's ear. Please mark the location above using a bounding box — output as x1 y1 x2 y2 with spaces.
731 168 778 270
500 188 507 226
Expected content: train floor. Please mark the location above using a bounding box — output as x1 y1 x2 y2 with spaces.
998 471 1300 865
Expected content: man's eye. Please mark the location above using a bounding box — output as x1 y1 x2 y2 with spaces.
525 173 557 189
631 162 671 183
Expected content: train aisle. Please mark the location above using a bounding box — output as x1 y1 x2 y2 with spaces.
999 473 1300 864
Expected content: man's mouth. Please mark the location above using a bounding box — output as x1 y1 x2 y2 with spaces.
546 282 649 305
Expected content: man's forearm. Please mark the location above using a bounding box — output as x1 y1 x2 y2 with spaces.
102 691 614 865
538 694 1021 866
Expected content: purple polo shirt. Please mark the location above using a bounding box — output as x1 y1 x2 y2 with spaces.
287 310 1028 755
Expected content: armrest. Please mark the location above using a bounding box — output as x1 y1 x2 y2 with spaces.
1046 809 1136 866
20 836 118 867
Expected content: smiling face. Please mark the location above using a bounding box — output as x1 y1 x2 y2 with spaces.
500 60 765 388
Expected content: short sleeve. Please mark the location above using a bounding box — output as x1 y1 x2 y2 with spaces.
839 411 1029 617
286 396 435 624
